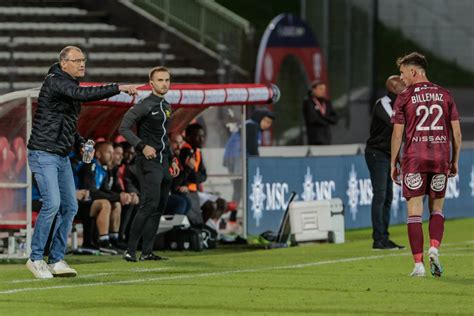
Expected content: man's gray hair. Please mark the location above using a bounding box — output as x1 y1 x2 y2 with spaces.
59 46 83 62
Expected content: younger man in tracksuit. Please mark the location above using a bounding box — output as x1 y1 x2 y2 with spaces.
119 67 179 262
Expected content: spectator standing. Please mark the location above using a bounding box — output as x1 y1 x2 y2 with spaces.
223 108 274 204
302 81 338 145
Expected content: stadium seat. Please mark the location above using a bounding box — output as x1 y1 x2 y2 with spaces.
0 211 38 231
12 136 27 176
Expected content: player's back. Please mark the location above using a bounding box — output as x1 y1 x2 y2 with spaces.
392 82 459 173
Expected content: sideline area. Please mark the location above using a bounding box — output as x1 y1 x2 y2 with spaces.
0 218 472 314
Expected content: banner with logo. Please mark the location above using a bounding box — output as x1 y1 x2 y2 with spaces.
246 150 474 235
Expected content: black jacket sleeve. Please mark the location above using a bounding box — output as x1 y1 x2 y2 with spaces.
302 99 330 126
51 78 120 102
179 147 207 186
119 101 151 150
245 122 259 156
374 101 392 126
325 101 338 125
74 132 86 151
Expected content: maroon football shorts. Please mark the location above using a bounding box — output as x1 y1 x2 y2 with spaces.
402 172 448 199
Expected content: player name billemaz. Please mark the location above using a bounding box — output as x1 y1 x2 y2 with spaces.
412 135 447 143
411 93 444 104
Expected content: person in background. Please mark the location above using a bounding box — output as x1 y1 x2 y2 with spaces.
302 81 338 145
365 75 406 250
79 142 132 253
223 108 275 205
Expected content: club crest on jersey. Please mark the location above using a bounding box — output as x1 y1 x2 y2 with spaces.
431 174 446 192
405 173 422 190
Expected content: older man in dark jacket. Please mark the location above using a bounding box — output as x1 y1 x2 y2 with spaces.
26 46 137 279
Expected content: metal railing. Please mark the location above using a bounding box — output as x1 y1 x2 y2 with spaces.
132 0 253 69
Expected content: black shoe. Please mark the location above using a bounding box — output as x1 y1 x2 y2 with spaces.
100 240 125 255
139 253 169 261
386 240 405 249
123 250 137 262
110 239 128 250
372 241 392 250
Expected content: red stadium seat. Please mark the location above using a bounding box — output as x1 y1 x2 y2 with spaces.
0 211 38 230
12 137 27 175
0 136 16 178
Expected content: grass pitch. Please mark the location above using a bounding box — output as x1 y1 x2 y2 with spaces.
0 218 473 315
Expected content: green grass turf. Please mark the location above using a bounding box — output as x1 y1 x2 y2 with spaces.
0 218 473 315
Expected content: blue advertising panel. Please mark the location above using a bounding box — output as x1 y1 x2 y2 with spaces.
246 150 474 236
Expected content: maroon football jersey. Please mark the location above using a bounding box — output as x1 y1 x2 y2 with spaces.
391 82 459 173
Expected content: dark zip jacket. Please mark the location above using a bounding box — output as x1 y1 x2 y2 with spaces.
366 92 397 156
119 93 173 163
27 63 120 156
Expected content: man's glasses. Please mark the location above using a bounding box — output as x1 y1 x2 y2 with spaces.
66 58 87 64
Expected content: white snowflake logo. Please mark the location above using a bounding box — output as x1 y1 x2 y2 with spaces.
249 167 266 227
470 165 474 197
301 167 316 201
346 164 360 221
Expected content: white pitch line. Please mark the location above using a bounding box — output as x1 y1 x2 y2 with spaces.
0 253 409 295
1 243 472 294
7 268 170 284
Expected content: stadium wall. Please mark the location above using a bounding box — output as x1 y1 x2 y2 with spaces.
246 149 474 236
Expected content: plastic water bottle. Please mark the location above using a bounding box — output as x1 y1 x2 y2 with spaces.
82 139 95 163
18 241 27 257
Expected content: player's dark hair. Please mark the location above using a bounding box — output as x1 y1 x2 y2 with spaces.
185 123 203 137
310 80 326 89
396 52 427 70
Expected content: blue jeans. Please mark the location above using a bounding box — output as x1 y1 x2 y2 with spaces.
165 194 191 215
365 149 392 244
28 150 78 263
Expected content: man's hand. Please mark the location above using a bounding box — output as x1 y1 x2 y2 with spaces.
130 192 140 205
448 161 458 178
170 160 180 178
76 189 89 201
79 145 95 159
119 84 139 96
178 186 189 193
391 165 401 185
143 145 156 160
185 156 196 169
120 192 132 205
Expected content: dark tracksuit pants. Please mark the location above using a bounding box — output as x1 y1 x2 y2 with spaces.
127 155 172 255
365 149 393 244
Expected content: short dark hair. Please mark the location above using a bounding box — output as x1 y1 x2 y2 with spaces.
396 52 427 70
311 80 326 89
59 46 82 62
185 123 203 137
149 66 170 80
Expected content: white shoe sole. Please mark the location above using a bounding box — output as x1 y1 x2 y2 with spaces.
429 254 443 277
26 260 54 279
